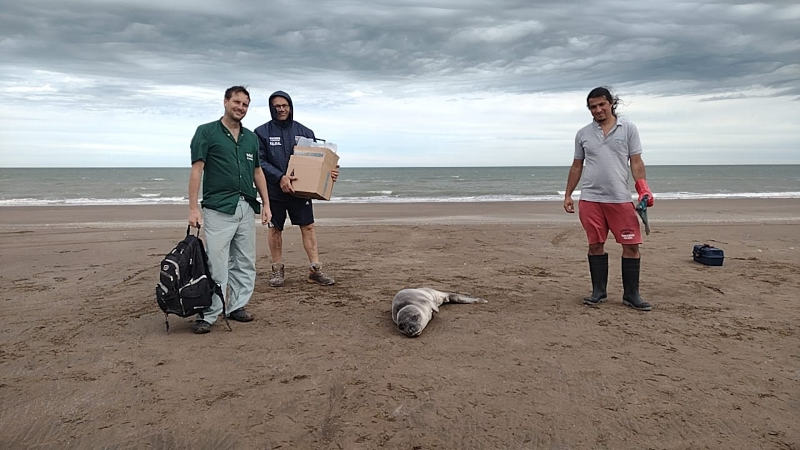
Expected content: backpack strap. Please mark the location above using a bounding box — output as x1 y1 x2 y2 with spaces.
216 283 232 332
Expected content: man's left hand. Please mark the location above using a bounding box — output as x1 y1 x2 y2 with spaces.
635 179 654 207
331 165 340 182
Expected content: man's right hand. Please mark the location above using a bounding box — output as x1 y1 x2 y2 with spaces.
280 174 297 194
188 207 202 227
563 196 575 214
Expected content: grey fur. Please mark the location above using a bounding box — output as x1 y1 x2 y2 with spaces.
391 287 487 337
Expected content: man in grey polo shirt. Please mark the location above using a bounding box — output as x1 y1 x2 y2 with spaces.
563 87 655 311
188 86 270 334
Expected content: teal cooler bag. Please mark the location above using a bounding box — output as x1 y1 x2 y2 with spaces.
693 244 724 266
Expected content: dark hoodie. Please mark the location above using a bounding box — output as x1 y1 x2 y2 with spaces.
254 91 315 200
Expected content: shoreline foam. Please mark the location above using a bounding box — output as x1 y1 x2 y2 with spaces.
2 191 800 207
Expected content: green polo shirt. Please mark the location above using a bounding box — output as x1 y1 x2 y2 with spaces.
191 119 261 215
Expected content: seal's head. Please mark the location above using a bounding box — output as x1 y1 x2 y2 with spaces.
396 305 424 337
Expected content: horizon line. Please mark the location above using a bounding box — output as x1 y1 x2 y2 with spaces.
2 163 799 170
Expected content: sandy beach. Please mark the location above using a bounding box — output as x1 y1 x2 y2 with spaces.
1 199 798 448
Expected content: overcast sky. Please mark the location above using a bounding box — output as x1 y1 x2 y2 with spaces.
1 0 798 167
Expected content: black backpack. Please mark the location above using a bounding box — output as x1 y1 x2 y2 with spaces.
156 226 229 332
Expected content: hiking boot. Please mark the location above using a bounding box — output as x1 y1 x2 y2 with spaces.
308 263 335 286
192 320 211 334
228 308 254 322
269 263 284 287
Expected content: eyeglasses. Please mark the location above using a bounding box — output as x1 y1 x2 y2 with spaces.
273 104 290 110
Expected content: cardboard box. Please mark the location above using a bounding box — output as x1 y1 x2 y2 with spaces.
286 146 340 200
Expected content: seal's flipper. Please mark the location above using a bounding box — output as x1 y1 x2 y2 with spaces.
446 293 488 304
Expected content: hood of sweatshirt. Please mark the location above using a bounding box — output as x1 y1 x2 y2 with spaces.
268 90 293 128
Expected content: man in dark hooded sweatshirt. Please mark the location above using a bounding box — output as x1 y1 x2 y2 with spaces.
255 91 338 287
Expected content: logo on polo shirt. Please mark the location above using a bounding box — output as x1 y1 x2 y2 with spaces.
246 153 254 161
269 137 281 146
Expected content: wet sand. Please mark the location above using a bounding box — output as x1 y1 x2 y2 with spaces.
1 199 798 448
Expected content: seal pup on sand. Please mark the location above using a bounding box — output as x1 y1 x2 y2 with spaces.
392 288 487 337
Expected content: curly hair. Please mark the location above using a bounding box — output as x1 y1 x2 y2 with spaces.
587 87 619 117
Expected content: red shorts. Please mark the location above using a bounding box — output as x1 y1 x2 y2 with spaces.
578 200 642 245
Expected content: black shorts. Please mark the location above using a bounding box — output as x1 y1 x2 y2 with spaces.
269 196 314 231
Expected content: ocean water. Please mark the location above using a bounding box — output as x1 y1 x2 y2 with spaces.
0 166 798 206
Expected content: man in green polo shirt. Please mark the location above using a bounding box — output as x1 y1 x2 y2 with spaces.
188 86 270 334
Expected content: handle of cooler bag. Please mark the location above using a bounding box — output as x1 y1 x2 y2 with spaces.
693 243 715 257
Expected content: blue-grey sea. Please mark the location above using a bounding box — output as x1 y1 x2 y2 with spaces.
0 166 798 206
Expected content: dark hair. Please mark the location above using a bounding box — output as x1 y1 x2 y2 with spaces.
587 86 619 116
224 86 250 101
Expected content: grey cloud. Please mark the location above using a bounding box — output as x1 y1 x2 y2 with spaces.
1 0 798 111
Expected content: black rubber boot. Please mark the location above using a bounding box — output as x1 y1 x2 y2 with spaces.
622 257 652 311
583 253 608 305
